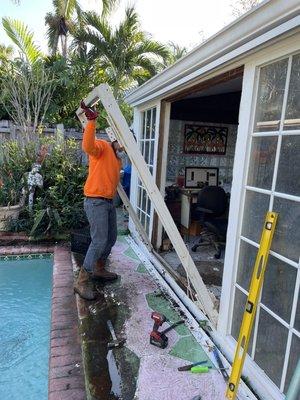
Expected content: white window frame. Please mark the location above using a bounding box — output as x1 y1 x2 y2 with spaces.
129 101 161 239
218 34 300 400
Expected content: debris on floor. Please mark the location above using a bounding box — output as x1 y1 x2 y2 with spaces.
73 236 227 400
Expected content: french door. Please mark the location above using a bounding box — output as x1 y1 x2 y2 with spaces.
136 107 157 236
229 51 300 395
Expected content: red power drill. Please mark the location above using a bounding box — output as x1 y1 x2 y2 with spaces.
150 312 169 349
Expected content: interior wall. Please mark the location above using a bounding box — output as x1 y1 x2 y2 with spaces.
166 120 238 189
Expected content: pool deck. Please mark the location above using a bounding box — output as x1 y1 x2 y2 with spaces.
49 245 86 400
73 236 227 400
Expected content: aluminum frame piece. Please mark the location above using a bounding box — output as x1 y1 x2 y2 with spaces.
76 83 218 326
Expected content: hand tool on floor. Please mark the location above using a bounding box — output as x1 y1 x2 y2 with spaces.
150 312 184 349
212 346 229 381
150 312 168 349
178 360 208 371
226 212 278 400
191 365 211 374
107 320 125 349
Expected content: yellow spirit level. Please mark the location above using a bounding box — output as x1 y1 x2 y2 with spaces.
226 211 278 400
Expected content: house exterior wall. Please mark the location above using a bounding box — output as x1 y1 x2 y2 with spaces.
166 120 237 188
127 14 300 400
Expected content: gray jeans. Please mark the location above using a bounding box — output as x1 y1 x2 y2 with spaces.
83 197 117 273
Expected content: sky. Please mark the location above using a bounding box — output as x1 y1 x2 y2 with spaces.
0 0 238 54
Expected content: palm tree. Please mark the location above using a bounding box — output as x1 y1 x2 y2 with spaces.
164 42 188 67
2 17 42 64
45 0 119 58
72 6 169 96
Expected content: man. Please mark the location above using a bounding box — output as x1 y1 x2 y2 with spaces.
74 101 123 300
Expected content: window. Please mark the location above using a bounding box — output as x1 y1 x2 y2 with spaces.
136 107 157 236
231 53 300 394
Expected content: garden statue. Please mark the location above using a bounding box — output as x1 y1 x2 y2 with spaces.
27 163 43 212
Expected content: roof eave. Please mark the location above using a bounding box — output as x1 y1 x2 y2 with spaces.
125 0 300 106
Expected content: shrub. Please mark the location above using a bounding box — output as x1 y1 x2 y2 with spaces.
0 140 36 206
2 136 88 238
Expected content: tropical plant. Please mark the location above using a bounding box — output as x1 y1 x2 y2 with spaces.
2 17 42 64
45 0 119 58
0 140 36 206
0 43 13 65
30 137 87 237
164 42 188 67
1 62 57 143
3 136 87 238
72 6 169 97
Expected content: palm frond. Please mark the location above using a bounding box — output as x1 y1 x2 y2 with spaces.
101 0 120 18
2 17 42 64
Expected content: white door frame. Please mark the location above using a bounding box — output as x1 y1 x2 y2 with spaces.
129 101 161 239
218 34 300 400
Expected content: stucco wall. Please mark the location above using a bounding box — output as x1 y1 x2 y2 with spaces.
166 120 237 187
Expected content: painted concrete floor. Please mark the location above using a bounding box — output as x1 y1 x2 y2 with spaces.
74 236 227 400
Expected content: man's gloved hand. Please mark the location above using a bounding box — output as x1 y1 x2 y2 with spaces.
80 100 99 120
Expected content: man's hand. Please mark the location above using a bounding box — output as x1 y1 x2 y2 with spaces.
80 100 99 120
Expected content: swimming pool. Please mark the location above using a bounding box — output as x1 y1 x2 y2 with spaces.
0 256 53 399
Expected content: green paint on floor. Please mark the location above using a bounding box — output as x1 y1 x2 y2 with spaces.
124 247 140 261
136 263 148 274
146 292 190 336
169 335 213 365
117 235 128 244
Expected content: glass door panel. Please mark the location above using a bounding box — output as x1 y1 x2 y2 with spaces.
136 107 157 236
230 52 300 394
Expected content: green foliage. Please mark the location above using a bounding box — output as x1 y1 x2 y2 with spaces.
2 17 42 64
30 137 87 237
72 6 169 97
2 137 87 238
0 140 36 206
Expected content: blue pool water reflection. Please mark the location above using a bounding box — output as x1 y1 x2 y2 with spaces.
0 258 52 399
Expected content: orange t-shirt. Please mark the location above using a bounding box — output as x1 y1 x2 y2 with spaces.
82 120 121 199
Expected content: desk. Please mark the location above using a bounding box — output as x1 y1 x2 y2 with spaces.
180 189 199 229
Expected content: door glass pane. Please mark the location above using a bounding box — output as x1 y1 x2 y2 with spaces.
272 197 300 262
276 135 300 196
261 255 297 323
150 141 154 165
254 308 288 387
140 140 144 154
247 136 277 189
146 110 151 139
241 190 270 243
144 141 150 163
236 240 257 291
146 197 151 216
284 53 300 130
151 108 156 139
137 186 142 207
145 215 150 236
142 113 146 139
254 58 288 132
140 211 145 227
231 288 253 354
142 189 147 211
284 334 300 393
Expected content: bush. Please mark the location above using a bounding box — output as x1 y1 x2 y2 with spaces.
0 140 36 206
2 137 88 238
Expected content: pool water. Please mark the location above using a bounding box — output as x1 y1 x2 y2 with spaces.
0 258 53 399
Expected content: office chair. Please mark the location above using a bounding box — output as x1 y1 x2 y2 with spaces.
191 186 228 259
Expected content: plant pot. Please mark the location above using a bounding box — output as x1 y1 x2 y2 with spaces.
0 191 26 231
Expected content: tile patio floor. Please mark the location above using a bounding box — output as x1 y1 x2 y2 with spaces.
74 236 227 400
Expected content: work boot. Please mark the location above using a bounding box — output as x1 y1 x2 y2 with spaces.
74 267 97 300
92 259 118 282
